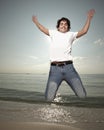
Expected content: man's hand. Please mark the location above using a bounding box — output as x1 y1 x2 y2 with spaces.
32 15 38 24
87 9 95 19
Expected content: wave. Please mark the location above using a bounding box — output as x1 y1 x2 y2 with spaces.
0 88 104 108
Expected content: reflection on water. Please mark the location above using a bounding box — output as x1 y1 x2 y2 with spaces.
38 103 77 124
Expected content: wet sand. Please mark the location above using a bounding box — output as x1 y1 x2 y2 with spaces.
0 100 104 130
0 122 80 130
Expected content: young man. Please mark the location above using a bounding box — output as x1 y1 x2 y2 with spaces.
32 9 95 101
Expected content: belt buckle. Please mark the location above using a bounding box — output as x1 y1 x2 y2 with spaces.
57 62 66 66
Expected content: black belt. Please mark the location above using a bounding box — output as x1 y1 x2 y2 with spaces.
51 61 73 66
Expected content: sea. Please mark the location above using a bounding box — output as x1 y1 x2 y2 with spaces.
0 73 104 106
0 73 104 129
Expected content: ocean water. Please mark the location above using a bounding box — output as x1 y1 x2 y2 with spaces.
0 73 104 107
0 73 104 128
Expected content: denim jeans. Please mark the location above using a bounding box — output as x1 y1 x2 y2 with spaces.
45 63 86 101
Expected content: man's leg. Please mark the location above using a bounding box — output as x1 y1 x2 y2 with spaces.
65 64 87 98
45 65 63 101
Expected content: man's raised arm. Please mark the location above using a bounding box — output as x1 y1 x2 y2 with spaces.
32 16 49 36
77 9 95 38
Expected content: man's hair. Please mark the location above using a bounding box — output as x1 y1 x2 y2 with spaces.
56 17 71 31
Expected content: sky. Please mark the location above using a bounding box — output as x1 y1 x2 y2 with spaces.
0 0 104 74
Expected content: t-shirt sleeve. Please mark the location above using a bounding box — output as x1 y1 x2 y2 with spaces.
73 32 78 40
49 30 54 38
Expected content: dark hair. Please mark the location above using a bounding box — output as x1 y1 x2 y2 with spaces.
56 17 71 31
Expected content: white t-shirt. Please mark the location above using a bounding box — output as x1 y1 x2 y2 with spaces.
49 30 78 62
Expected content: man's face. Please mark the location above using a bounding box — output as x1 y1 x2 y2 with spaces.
58 20 69 33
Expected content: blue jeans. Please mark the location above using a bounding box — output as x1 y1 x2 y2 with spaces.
45 63 86 101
